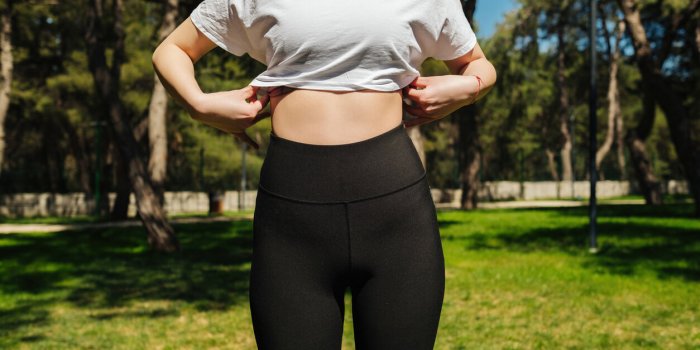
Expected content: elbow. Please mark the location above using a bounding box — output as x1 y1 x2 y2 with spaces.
486 57 497 81
484 59 497 90
476 60 497 100
151 45 162 71
491 62 498 87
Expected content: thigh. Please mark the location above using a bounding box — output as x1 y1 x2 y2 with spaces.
249 190 350 350
348 177 445 350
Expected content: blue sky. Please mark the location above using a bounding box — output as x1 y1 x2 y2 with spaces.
473 0 519 39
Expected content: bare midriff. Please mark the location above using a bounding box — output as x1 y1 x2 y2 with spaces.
267 87 404 145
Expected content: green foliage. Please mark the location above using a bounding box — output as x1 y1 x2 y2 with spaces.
1 0 269 194
0 0 693 195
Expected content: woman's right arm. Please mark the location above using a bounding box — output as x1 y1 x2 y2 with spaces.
152 17 216 116
151 17 268 149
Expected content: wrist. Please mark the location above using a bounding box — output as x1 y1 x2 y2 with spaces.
456 75 481 106
188 92 210 119
466 75 482 104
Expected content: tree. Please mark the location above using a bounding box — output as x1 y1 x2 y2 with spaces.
617 0 700 215
85 0 179 251
595 7 626 179
0 0 12 177
555 1 574 183
457 0 482 210
148 0 179 207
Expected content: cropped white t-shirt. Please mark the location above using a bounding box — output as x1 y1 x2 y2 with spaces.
190 0 478 91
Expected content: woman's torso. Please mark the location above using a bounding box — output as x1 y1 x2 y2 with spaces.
193 0 468 144
268 89 404 145
253 0 421 145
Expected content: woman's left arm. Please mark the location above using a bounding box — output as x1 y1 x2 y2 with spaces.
402 42 497 127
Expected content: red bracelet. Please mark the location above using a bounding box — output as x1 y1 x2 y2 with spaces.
471 75 483 100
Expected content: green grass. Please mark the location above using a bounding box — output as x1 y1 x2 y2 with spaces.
526 193 692 204
0 214 104 225
1 204 698 349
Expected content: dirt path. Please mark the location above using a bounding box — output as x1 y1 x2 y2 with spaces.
1 199 645 234
0 215 253 234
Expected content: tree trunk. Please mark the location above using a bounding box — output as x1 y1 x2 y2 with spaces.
0 1 12 176
44 120 62 192
459 105 480 210
60 114 94 193
457 0 480 210
618 0 700 216
545 148 560 182
545 148 562 198
111 143 131 220
626 76 663 204
406 126 426 168
596 20 625 173
626 134 663 204
86 0 179 251
148 0 178 207
557 18 573 182
615 106 627 179
696 21 700 55
98 146 112 217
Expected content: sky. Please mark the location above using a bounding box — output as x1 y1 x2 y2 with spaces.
473 0 519 39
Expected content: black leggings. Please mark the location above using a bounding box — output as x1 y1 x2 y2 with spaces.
250 123 445 349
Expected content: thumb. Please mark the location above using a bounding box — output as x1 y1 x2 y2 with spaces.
241 85 257 101
248 92 269 113
410 76 429 89
405 86 425 100
254 91 270 109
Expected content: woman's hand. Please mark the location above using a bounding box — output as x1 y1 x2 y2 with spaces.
402 75 480 128
191 85 270 149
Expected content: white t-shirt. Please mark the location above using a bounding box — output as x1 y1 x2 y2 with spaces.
190 0 478 91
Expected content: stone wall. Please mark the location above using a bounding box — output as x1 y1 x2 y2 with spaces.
0 180 689 218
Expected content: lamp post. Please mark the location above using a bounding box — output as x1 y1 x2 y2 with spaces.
588 0 599 253
570 111 575 199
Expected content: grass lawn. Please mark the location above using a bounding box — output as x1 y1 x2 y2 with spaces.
1 203 698 349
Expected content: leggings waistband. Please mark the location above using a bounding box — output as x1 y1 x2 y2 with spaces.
258 123 427 203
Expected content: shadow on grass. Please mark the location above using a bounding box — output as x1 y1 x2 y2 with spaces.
441 203 700 282
0 220 254 336
524 202 694 219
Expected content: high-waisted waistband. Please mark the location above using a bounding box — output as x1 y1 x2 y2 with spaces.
258 123 427 203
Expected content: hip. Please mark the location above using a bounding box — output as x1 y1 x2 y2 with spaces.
258 122 427 203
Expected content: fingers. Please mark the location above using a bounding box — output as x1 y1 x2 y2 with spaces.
404 86 425 101
403 77 430 107
253 91 270 110
403 100 431 118
406 76 429 89
253 110 271 123
411 76 429 88
241 85 270 116
241 85 257 102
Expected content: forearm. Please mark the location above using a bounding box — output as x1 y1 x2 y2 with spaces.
151 42 206 117
458 57 497 103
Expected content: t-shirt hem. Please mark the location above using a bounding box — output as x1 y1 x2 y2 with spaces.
250 79 411 92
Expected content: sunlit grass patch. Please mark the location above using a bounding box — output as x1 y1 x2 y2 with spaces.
1 203 698 349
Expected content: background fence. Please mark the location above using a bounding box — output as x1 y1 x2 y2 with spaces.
0 180 689 219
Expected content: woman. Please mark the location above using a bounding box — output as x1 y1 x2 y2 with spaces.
152 0 496 348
